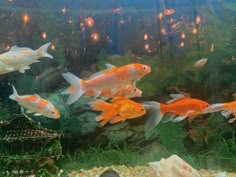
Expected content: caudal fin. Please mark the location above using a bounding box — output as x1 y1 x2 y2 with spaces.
61 72 85 104
37 42 53 59
9 85 19 101
203 103 224 114
89 99 117 126
141 101 164 130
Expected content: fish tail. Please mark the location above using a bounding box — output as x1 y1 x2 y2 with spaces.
89 99 116 126
61 72 86 104
141 101 164 130
9 84 18 100
37 42 53 59
203 103 224 114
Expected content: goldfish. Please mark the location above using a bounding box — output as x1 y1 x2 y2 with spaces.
142 94 209 130
9 85 60 119
85 84 142 98
89 97 146 126
203 100 236 123
164 9 175 15
193 58 208 68
0 42 53 74
61 63 151 104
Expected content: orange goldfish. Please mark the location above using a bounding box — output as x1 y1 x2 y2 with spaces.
61 63 151 104
203 100 236 123
9 85 60 119
85 84 142 98
89 97 146 126
164 9 175 15
142 94 209 130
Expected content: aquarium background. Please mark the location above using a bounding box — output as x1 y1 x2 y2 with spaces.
0 0 235 176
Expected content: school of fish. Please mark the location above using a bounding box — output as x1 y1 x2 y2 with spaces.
0 42 235 132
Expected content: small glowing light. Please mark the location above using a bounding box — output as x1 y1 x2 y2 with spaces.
68 20 72 24
144 44 149 50
158 13 163 20
23 13 29 23
91 33 100 41
196 16 201 24
8 0 13 2
85 17 94 27
192 28 197 34
119 19 124 24
42 32 47 39
180 42 185 47
62 7 66 14
113 8 122 14
169 18 174 23
144 33 148 40
161 28 166 34
51 44 56 51
181 33 185 39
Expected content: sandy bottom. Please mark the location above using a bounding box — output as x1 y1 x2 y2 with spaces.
69 165 236 177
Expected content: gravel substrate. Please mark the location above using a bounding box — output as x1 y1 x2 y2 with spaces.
69 165 236 177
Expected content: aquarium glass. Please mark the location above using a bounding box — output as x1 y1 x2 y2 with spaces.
0 0 235 176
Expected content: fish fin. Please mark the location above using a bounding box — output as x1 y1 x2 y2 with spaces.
162 113 176 123
109 115 125 124
203 103 224 113
9 84 18 100
9 45 18 51
26 110 33 113
111 97 128 103
34 60 40 63
34 113 42 116
172 115 187 122
37 42 53 59
88 63 117 79
61 72 86 104
141 101 164 130
166 94 186 104
111 88 119 95
221 109 232 119
19 66 31 73
228 117 236 123
89 99 116 126
5 66 14 71
93 89 102 98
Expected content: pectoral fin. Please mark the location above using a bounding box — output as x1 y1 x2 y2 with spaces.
109 115 125 124
34 113 42 116
172 115 187 122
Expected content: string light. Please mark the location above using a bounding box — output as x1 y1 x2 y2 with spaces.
192 28 197 34
51 44 56 51
158 13 163 20
144 33 148 40
23 13 29 23
91 33 100 41
42 32 47 39
85 17 94 27
181 33 186 39
196 16 201 24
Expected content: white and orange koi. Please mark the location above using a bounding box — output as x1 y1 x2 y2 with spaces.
9 85 60 119
0 42 53 74
61 63 151 104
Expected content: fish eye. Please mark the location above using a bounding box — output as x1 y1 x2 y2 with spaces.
142 66 146 71
141 108 145 112
134 88 137 91
51 111 55 114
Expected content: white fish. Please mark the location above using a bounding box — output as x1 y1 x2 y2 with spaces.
0 42 53 74
9 85 60 119
193 58 208 68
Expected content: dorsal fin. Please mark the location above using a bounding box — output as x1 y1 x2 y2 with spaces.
112 96 128 103
166 94 187 104
89 63 118 79
10 46 33 52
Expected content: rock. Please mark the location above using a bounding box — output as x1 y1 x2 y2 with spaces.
148 155 201 177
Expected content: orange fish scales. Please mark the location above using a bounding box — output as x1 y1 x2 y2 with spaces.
23 96 38 102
